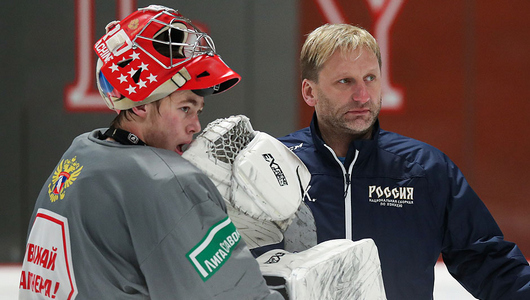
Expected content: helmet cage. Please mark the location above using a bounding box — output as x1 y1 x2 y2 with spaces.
133 10 216 70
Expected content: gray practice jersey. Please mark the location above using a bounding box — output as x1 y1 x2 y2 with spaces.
19 129 282 300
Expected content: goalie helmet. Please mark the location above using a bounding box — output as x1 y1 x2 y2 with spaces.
94 5 240 111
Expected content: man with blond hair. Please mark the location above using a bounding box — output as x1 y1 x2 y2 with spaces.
273 23 530 299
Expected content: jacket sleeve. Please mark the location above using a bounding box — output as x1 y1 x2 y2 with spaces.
126 164 284 300
439 157 530 299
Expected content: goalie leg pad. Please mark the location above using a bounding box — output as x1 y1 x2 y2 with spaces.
257 239 387 300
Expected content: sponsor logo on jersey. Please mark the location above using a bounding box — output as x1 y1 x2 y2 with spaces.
368 185 414 208
187 217 241 281
48 156 83 202
19 209 78 299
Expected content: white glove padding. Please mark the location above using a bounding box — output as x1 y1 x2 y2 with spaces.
232 131 309 222
257 239 387 300
182 115 311 249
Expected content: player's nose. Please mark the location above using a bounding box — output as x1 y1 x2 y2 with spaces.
352 82 370 103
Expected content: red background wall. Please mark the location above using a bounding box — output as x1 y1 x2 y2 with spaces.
299 0 530 255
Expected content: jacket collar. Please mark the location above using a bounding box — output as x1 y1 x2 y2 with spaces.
310 112 379 167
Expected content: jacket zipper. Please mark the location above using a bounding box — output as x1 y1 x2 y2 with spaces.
323 145 359 240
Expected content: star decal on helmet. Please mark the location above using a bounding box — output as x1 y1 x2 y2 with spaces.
104 55 162 97
126 85 137 94
127 68 137 77
130 52 140 60
147 74 158 83
109 63 119 72
118 74 128 83
139 62 149 71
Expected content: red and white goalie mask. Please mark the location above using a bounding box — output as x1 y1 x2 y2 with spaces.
94 5 240 111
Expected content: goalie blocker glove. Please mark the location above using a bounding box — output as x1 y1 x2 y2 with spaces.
182 115 311 248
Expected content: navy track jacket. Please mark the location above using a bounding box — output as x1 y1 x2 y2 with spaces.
277 115 530 299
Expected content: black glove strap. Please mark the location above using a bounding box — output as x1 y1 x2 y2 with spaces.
263 276 289 300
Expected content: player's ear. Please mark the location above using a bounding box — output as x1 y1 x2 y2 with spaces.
302 79 317 107
131 104 148 119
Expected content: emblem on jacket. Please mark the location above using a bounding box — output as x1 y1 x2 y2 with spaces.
368 185 414 208
288 143 303 152
48 156 84 202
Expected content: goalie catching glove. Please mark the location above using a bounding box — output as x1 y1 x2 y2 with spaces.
182 115 311 248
